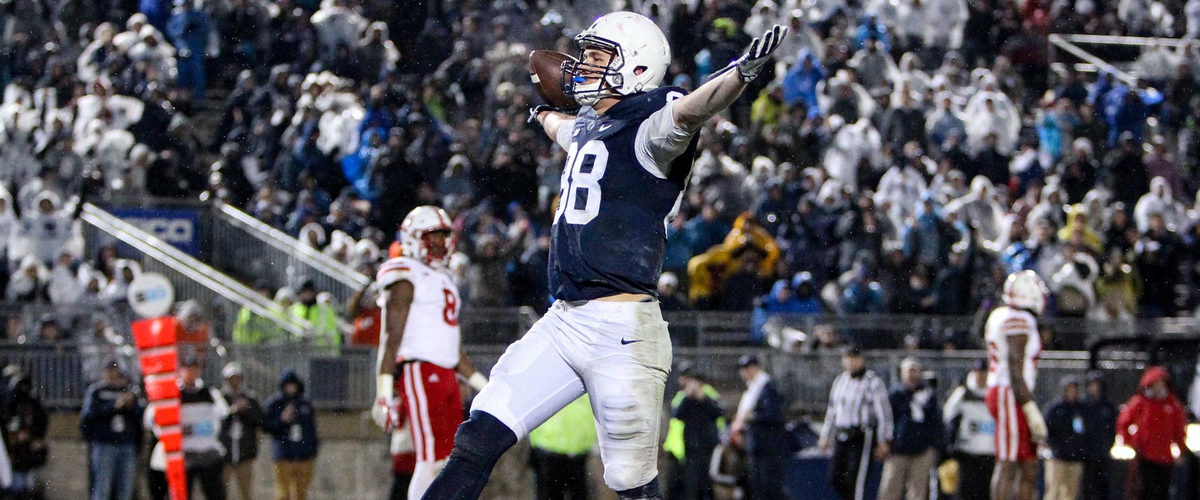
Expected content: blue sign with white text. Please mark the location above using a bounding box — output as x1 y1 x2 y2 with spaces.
109 208 202 256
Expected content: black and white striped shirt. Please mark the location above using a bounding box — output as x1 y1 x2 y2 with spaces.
820 370 893 445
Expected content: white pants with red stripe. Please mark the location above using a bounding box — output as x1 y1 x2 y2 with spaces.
396 361 462 499
986 385 1035 462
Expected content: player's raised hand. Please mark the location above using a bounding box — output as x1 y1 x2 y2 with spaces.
736 24 789 83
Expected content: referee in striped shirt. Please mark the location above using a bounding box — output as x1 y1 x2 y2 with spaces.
818 344 893 500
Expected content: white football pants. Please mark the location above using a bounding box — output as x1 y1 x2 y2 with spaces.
471 300 672 491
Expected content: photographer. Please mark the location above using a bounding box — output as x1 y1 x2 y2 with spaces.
81 360 144 500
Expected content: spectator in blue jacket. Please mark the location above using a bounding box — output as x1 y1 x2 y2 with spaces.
751 272 823 342
880 358 942 500
854 14 891 51
732 355 789 500
1044 377 1088 500
263 369 319 500
782 50 824 113
683 204 732 257
81 359 144 500
1082 371 1118 500
166 0 212 99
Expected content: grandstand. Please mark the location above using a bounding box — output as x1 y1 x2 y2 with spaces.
1 0 1200 497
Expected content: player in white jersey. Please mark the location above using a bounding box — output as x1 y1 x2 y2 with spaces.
372 206 488 500
983 270 1048 500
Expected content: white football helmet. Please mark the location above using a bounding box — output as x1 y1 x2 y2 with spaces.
1003 270 1049 315
563 11 671 107
398 206 455 267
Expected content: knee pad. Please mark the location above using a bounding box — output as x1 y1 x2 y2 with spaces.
599 395 652 441
450 410 517 467
616 477 662 500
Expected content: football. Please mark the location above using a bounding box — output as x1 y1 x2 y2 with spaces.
528 50 580 111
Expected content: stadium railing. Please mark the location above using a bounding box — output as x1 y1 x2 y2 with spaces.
79 204 311 340
209 201 371 302
2 342 1142 413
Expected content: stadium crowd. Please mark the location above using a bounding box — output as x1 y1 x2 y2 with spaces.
1 1 1200 499
5 0 1200 351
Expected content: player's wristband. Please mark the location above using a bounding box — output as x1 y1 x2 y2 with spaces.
1022 401 1048 438
376 374 394 400
528 104 563 124
468 372 488 391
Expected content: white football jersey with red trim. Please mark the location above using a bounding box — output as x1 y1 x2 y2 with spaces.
377 256 461 369
984 306 1041 390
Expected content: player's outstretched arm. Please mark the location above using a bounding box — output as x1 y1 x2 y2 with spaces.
672 25 788 131
530 104 575 142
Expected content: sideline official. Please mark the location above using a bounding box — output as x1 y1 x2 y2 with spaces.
819 345 893 500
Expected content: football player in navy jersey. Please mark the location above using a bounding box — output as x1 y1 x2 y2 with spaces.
423 12 787 500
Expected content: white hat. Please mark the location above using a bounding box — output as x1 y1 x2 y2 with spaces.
222 362 244 379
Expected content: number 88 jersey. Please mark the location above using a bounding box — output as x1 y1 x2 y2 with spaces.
376 256 461 369
550 86 700 302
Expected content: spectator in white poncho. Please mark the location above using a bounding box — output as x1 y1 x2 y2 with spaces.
945 176 1004 243
101 260 141 305
925 0 969 50
876 147 930 223
1026 183 1068 233
47 251 83 305
1135 177 1187 232
71 81 144 143
895 0 928 52
847 39 896 91
310 0 366 55
6 256 48 303
76 23 119 84
965 92 1019 155
824 116 882 186
126 26 177 85
113 13 153 52
1187 0 1200 38
744 0 778 40
11 192 77 268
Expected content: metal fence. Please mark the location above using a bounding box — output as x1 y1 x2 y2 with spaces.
3 339 1161 413
664 311 1199 351
209 202 370 303
79 204 310 340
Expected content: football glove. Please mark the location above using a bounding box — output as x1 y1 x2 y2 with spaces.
372 374 400 432
528 104 575 124
735 25 789 83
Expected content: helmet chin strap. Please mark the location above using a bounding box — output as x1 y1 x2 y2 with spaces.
574 80 603 107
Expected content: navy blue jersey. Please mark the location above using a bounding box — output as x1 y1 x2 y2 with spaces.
549 86 699 301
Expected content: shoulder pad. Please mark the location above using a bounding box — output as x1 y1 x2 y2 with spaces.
607 86 689 121
377 257 419 288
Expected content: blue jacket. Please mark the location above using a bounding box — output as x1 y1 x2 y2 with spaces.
1045 397 1088 462
166 8 212 57
889 384 943 455
1083 377 1118 460
81 380 144 444
263 370 319 461
751 280 822 341
782 50 824 112
745 377 789 457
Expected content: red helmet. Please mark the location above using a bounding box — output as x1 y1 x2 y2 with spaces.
399 206 455 267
